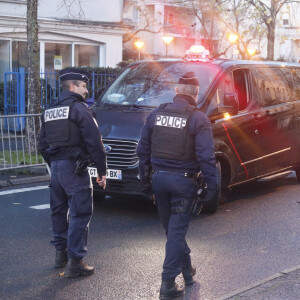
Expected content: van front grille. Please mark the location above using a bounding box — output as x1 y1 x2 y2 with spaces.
102 138 139 168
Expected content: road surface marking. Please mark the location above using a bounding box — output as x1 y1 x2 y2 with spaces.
0 185 49 196
29 204 50 210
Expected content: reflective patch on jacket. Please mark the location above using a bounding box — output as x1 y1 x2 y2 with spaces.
44 107 69 122
155 115 187 129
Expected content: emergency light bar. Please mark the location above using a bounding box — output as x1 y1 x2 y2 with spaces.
184 45 210 62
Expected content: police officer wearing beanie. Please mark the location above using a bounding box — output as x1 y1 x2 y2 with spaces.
39 68 107 278
137 72 217 299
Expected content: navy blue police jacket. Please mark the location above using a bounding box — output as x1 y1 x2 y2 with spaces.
39 90 107 177
137 94 217 190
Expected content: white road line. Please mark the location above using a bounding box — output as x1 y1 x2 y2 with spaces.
0 185 49 196
29 204 50 210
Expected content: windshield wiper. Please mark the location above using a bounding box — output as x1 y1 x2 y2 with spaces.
124 104 156 110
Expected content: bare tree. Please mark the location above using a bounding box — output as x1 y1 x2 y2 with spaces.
123 0 179 44
58 0 86 19
246 0 300 60
26 0 41 153
218 0 265 59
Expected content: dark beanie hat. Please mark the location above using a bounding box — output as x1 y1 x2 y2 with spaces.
178 72 199 86
59 68 90 83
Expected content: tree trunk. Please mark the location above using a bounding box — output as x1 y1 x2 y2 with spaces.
267 22 276 60
26 0 41 154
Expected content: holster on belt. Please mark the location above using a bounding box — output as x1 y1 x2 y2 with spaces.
74 152 91 175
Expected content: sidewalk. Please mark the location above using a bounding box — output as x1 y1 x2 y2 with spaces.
217 265 300 300
0 166 50 188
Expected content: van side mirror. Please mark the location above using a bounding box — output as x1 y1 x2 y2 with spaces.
224 92 239 115
208 92 239 122
95 88 104 100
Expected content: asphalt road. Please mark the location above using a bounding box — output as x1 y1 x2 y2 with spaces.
0 173 300 300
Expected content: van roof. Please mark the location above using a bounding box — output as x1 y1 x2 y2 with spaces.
130 59 300 69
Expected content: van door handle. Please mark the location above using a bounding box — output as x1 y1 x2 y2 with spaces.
254 113 266 121
266 110 272 117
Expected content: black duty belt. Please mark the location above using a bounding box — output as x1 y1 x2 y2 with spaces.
155 170 197 179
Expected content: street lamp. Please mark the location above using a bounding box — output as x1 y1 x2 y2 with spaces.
162 36 174 58
134 40 144 60
227 33 239 59
247 48 260 60
228 33 239 44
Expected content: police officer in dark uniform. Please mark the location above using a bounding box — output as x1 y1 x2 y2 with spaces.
137 72 217 299
39 68 107 278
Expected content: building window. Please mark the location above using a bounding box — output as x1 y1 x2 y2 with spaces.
133 6 140 22
165 11 174 25
12 41 28 70
0 40 10 81
283 19 289 26
45 43 71 72
75 44 99 67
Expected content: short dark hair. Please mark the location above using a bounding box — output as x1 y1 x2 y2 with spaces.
62 80 80 90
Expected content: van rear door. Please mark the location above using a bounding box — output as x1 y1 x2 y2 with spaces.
251 66 295 176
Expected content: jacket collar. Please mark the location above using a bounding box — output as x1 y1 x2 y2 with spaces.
59 90 85 103
173 94 197 107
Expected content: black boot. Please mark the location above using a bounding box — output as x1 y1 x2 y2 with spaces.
55 250 68 268
64 258 94 278
182 266 196 286
159 281 184 299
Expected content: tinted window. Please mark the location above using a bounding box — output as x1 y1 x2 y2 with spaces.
233 69 250 111
252 67 294 107
208 72 234 111
97 61 220 108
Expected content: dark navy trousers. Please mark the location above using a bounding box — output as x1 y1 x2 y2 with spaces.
152 170 197 282
49 160 93 259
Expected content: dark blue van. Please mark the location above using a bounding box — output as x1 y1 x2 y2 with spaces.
90 56 300 213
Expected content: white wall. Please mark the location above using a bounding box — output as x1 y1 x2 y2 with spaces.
0 0 126 67
39 0 124 22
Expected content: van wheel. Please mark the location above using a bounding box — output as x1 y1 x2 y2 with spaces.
93 192 106 202
202 161 222 214
296 168 300 182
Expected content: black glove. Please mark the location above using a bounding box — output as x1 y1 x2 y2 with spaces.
140 178 152 193
192 188 216 216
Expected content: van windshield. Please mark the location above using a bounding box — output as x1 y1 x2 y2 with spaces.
97 61 220 108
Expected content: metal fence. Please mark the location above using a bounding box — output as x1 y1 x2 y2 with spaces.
0 114 47 172
4 69 120 115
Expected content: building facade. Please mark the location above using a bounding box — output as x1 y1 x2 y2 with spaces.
275 3 300 62
123 0 200 60
0 0 129 80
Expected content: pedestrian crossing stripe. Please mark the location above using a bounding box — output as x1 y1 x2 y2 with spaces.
0 185 49 196
29 204 50 210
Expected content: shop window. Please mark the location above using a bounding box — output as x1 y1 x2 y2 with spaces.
283 19 289 26
0 40 10 81
12 41 28 70
75 44 99 67
45 43 71 72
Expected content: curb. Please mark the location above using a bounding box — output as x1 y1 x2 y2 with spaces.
0 175 50 188
216 265 300 300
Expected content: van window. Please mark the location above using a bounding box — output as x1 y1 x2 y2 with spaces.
97 62 220 108
252 67 294 107
232 69 250 111
292 68 300 99
209 73 234 109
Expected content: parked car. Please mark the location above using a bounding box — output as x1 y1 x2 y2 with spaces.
90 47 300 213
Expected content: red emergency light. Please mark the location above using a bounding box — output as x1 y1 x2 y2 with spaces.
184 45 210 62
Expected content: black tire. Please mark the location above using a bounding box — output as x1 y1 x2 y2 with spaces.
201 161 222 214
296 168 300 182
93 191 106 202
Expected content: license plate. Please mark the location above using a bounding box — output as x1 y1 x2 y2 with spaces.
88 167 122 180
